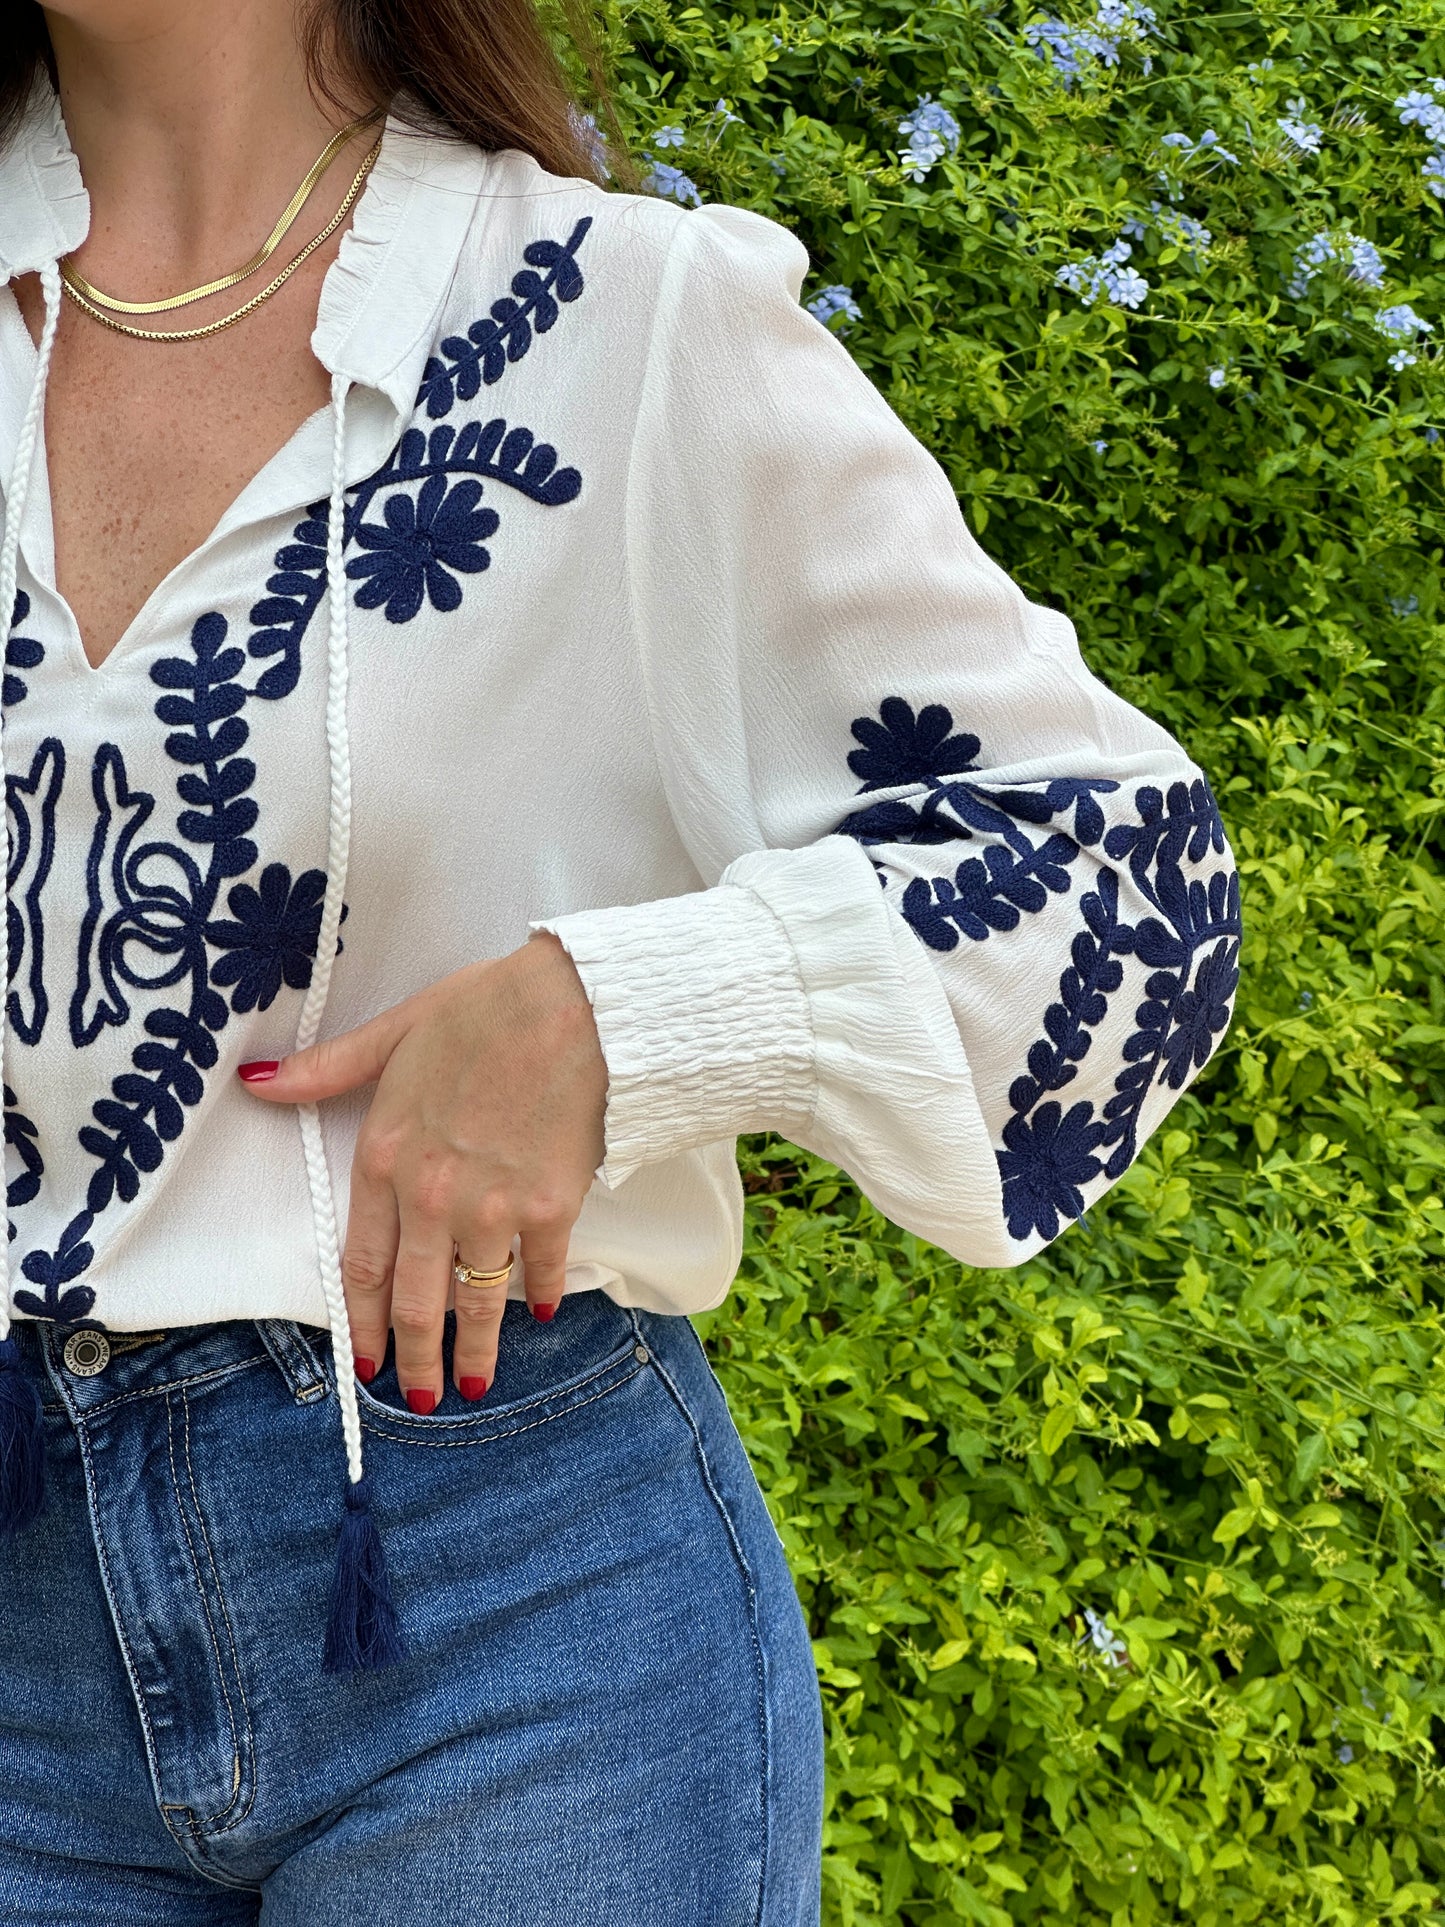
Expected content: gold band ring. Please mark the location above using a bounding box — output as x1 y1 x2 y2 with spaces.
453 1254 516 1290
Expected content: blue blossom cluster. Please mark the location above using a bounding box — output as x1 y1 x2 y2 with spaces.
1396 81 1445 198
652 123 685 149
897 95 961 182
1024 0 1156 87
1287 229 1385 299
1056 237 1149 309
646 160 702 207
1077 1607 1128 1666
568 107 610 180
1277 95 1324 155
1390 593 1421 617
805 283 864 329
1160 126 1240 166
1375 302 1431 371
1152 202 1212 254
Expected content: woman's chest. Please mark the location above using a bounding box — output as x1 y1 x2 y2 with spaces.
12 270 335 670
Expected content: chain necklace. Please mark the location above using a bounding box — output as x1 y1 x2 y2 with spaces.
58 126 383 345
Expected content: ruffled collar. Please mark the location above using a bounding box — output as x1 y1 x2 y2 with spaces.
0 74 494 416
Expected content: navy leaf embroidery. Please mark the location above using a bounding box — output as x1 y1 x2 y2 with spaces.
418 217 591 416
5 1086 42 1238
5 590 43 707
835 697 1240 1247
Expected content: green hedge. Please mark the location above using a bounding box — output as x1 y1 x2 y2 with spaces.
570 1 1445 1917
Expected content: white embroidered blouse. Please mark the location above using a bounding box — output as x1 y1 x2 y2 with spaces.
0 85 1239 1337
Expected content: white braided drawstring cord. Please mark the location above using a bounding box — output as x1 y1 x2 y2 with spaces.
295 370 363 1485
0 262 61 1342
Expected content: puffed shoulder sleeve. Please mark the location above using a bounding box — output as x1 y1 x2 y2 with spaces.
530 199 1240 1265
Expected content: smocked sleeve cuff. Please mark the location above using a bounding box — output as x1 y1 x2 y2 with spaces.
527 882 818 1190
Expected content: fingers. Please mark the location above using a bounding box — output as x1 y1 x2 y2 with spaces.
389 1209 455 1416
237 1000 410 1104
450 1261 511 1401
341 1141 400 1386
520 1219 572 1323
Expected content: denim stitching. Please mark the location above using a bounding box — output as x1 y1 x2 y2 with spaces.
360 1362 644 1448
179 1385 259 1837
351 1342 641 1432
633 1334 771 1927
58 1356 267 1414
163 1389 249 1832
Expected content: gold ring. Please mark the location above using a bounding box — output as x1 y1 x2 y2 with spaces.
453 1254 516 1290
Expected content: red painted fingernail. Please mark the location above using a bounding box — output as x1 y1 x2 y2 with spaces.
354 1357 377 1384
406 1388 437 1416
459 1376 489 1401
531 1301 557 1323
237 1060 279 1084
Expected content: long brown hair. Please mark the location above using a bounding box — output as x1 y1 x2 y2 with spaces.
0 0 638 191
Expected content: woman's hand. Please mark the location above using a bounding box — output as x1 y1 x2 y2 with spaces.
236 932 606 1411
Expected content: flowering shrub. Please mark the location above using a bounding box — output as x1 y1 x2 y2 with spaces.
567 0 1445 1918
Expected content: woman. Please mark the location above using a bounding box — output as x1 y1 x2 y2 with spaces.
0 0 1239 1919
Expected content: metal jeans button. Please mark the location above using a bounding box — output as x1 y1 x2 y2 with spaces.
62 1331 111 1377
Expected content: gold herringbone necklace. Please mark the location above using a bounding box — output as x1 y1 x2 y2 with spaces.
59 119 382 344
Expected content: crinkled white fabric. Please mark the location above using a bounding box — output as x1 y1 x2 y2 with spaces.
0 83 1237 1331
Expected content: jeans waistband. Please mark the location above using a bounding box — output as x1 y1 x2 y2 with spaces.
9 1316 329 1415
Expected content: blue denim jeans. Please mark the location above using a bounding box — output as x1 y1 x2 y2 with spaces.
0 1292 823 1923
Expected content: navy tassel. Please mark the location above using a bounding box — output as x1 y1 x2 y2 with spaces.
323 1476 404 1673
0 1334 44 1533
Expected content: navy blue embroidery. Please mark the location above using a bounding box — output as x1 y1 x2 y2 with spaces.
418 217 591 417
5 1087 42 1241
16 614 326 1322
5 591 43 707
249 222 591 694
7 740 64 1046
836 698 1239 1247
207 862 330 1014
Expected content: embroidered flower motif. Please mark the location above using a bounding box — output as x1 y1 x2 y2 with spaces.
348 476 500 624
1159 937 1239 1087
206 863 330 1014
998 1099 1108 1241
5 591 43 707
848 696 982 790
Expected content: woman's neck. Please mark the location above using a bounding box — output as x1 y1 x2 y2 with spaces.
44 0 369 295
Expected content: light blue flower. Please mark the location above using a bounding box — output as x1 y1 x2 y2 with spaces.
645 161 702 207
1078 1607 1128 1666
1390 594 1421 616
1247 57 1274 75
1056 238 1149 310
1151 201 1211 252
1389 348 1419 372
569 107 610 180
1161 131 1193 150
1207 365 1227 389
1298 989 1313 1010
652 124 686 149
1024 0 1154 87
1397 90 1445 140
806 283 863 329
897 95 961 182
1427 426 1441 444
1092 438 1109 452
1424 152 1445 198
1162 127 1240 165
1278 113 1324 154
1289 230 1386 298
1376 302 1431 341
712 99 742 128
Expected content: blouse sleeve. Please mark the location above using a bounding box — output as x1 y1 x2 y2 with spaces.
529 200 1240 1267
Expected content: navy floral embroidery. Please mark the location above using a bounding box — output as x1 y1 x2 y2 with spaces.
348 473 499 623
836 698 1240 1247
206 863 330 1014
249 221 591 695
7 740 64 1047
5 591 43 707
